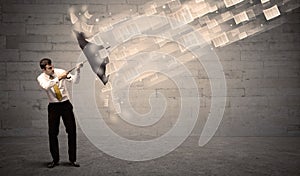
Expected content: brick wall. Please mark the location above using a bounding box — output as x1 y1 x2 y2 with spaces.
0 0 299 137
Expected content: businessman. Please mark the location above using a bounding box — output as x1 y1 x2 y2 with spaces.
37 58 82 168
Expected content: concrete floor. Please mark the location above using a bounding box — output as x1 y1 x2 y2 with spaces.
0 132 300 176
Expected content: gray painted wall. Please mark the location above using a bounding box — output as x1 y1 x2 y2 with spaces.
0 0 299 137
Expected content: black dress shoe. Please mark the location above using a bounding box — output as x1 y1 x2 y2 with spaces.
47 161 59 168
69 161 80 167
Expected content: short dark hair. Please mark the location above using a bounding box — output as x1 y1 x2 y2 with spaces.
39 58 52 69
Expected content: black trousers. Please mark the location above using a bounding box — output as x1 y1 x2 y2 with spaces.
48 100 77 162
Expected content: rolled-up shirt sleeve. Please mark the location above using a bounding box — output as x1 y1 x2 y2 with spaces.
66 69 80 84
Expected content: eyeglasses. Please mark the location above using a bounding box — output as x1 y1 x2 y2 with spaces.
45 65 53 70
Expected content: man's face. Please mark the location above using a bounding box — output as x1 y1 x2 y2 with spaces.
43 64 54 76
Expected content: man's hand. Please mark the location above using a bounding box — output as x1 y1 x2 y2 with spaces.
75 62 84 71
58 71 69 80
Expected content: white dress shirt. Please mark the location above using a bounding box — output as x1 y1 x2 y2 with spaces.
37 68 80 103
